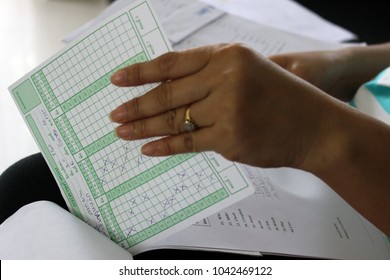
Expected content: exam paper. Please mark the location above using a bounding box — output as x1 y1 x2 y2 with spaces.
199 0 356 42
147 11 389 259
9 0 253 254
62 0 225 45
63 0 356 45
154 167 390 259
173 13 341 54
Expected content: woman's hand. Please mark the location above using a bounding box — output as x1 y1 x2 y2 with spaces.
109 44 390 235
109 44 346 171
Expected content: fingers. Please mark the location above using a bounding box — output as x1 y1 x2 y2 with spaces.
140 128 215 157
109 45 223 157
110 75 209 123
114 101 216 157
114 101 213 140
110 46 213 87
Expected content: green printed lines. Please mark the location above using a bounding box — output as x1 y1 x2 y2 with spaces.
37 52 147 158
55 115 83 154
26 115 82 219
32 71 59 111
98 188 228 246
11 79 41 114
33 51 146 115
105 154 195 201
84 131 118 156
60 52 147 114
78 158 105 199
125 189 228 247
100 204 125 243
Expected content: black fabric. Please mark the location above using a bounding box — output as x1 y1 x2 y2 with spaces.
0 153 67 224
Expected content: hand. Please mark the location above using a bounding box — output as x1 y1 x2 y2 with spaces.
109 44 390 235
109 44 345 171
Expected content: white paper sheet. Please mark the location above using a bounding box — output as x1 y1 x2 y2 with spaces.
63 0 356 45
0 201 132 260
8 0 387 260
62 0 225 44
173 13 341 54
145 10 388 259
9 0 253 255
199 0 356 42
153 167 390 259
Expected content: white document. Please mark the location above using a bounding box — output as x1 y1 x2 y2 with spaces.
64 0 356 44
199 0 356 42
63 0 342 55
11 0 387 260
154 166 390 259
9 0 253 255
156 13 390 259
62 0 225 45
173 13 341 54
0 201 132 260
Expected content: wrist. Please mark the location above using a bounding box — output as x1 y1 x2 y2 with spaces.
301 102 390 235
339 43 390 89
297 98 357 181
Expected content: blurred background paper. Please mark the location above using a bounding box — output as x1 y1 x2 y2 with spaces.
199 0 356 42
62 0 356 44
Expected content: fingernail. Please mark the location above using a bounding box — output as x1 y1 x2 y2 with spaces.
115 125 132 138
110 69 127 84
109 105 125 123
141 144 156 156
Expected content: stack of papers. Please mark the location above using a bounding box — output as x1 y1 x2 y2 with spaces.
8 0 389 259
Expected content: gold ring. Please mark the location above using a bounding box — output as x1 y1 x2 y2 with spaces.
183 107 197 132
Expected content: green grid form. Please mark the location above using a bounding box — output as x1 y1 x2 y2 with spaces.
25 115 82 219
54 115 83 155
100 204 125 243
60 52 147 114
53 167 83 220
105 153 195 202
126 188 229 247
128 1 171 59
84 131 118 157
32 70 59 111
78 157 104 199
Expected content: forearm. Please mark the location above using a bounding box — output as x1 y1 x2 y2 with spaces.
303 101 390 235
110 44 390 235
268 42 390 102
339 42 390 94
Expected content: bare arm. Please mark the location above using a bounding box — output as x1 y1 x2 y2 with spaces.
269 43 390 234
110 44 390 235
269 42 390 101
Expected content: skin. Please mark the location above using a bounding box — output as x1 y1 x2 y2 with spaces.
269 42 390 101
109 43 390 235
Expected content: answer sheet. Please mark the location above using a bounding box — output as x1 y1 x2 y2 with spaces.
9 0 253 254
155 166 390 259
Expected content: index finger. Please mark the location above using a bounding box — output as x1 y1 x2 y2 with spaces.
110 46 214 87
